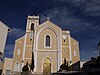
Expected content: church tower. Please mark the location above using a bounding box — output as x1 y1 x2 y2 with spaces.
21 15 40 71
26 15 39 33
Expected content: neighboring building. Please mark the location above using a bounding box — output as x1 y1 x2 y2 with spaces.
82 56 100 71
12 15 80 74
0 21 10 53
2 58 13 75
0 21 10 74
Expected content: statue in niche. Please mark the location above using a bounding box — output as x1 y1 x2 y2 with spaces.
59 58 68 72
22 62 29 72
22 51 35 72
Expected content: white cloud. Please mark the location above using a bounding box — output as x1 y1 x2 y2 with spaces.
59 0 87 7
40 7 74 21
40 7 93 33
40 7 76 25
57 0 100 17
8 28 25 38
81 0 100 16
40 6 100 34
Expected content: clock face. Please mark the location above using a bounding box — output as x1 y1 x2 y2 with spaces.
63 35 66 39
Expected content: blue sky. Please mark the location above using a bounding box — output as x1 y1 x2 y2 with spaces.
0 0 100 61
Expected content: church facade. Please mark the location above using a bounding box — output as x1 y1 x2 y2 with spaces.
12 15 80 73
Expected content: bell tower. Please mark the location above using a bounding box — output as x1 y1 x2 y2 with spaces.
26 15 39 32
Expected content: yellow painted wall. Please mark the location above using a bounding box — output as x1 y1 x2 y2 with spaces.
12 18 80 73
71 38 80 64
12 36 24 71
38 28 58 50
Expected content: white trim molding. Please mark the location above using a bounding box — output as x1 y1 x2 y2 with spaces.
36 27 58 51
34 50 38 72
62 46 69 48
37 50 58 52
36 26 60 72
21 34 27 71
58 29 62 71
41 56 53 73
68 35 72 65
33 30 38 72
44 34 52 48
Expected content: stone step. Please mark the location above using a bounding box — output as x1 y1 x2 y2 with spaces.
11 72 43 75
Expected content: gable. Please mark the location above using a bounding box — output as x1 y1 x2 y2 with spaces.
35 20 61 36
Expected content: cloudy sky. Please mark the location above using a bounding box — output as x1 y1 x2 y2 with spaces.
0 0 100 61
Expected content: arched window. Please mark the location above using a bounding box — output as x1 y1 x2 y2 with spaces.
74 50 77 56
14 62 20 71
31 23 34 30
45 35 50 47
17 48 20 55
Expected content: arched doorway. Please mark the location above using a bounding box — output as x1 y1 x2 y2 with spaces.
43 57 51 75
14 61 20 71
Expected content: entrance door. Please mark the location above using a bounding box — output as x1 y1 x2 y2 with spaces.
43 57 51 75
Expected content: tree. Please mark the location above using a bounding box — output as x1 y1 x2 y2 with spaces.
30 51 35 71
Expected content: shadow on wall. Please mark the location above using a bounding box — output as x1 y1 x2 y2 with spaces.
68 61 80 71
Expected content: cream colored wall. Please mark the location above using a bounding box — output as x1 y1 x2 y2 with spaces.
12 36 24 71
62 36 69 46
37 30 59 72
38 28 58 50
24 33 33 65
61 31 80 65
37 52 58 73
36 21 61 72
71 37 80 64
61 31 70 64
25 46 32 58
35 20 61 51
62 47 70 62
2 58 13 75
26 33 33 46
12 16 80 73
36 20 61 35
12 32 34 72
0 21 10 53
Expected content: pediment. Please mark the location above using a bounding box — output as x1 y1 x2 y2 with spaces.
35 19 61 31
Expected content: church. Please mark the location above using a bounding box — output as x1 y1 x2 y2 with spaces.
12 15 80 74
